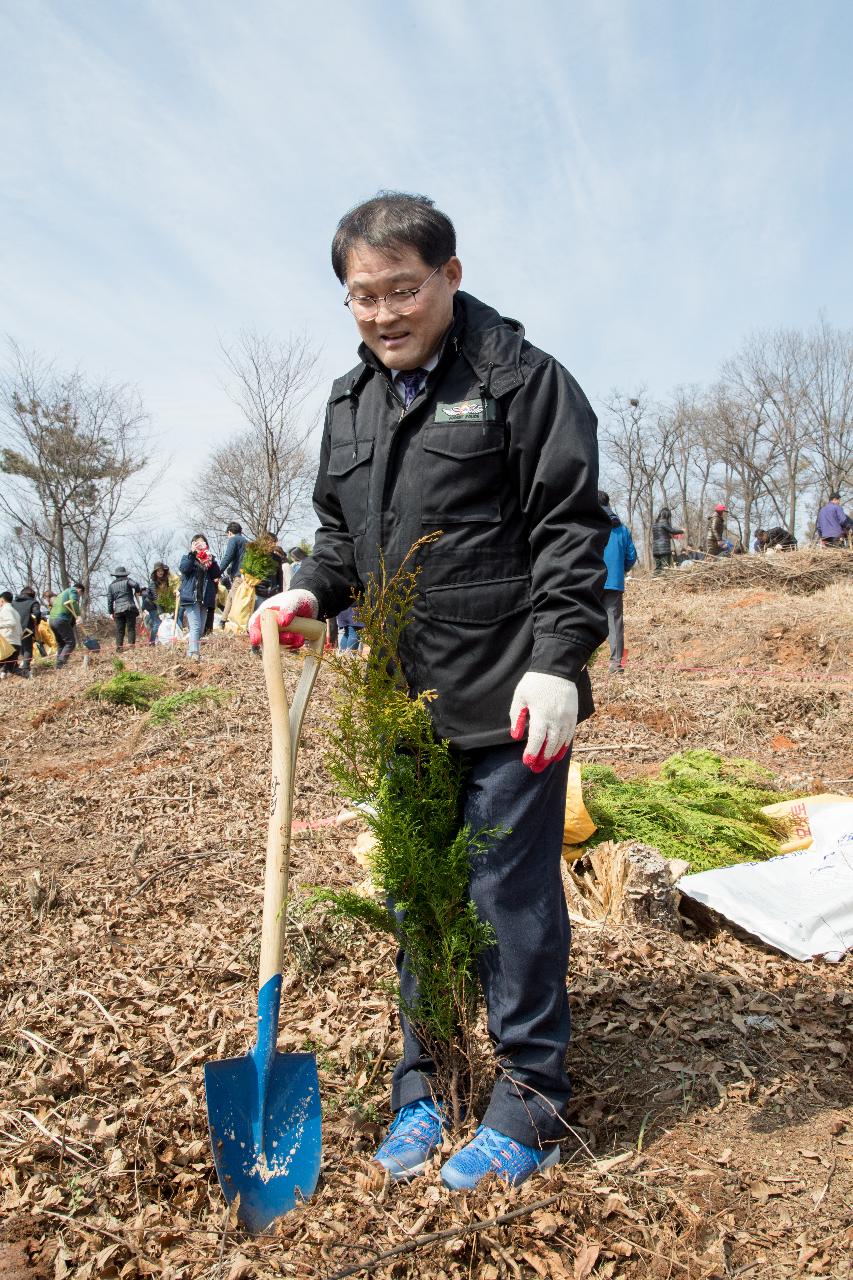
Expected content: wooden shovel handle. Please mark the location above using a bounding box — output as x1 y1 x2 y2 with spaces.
257 612 326 990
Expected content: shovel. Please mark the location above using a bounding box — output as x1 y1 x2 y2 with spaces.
205 611 326 1233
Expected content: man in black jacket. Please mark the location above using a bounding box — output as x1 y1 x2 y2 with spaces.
251 193 608 1190
11 587 43 677
651 507 683 573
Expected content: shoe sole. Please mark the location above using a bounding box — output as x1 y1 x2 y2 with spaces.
372 1154 431 1181
441 1141 560 1190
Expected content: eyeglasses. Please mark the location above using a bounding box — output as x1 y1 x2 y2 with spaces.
344 264 443 321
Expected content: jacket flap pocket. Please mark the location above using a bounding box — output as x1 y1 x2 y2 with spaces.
422 422 504 460
328 438 374 477
425 575 530 625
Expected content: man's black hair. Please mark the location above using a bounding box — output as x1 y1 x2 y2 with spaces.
226 521 242 534
20 586 36 597
331 191 457 284
73 581 85 591
829 491 841 500
191 533 209 545
655 508 672 521
597 490 610 506
0 590 12 602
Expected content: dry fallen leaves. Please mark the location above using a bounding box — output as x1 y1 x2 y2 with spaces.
1 593 851 1280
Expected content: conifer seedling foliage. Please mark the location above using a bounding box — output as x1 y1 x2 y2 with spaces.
581 749 796 871
319 535 497 1121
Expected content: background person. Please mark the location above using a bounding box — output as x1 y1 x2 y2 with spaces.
250 191 609 1192
599 491 637 673
0 590 23 677
11 586 43 677
106 566 142 650
142 562 171 645
651 507 683 572
336 603 363 652
816 492 851 547
219 521 248 586
754 527 797 552
705 502 728 556
288 546 307 579
178 535 221 661
49 582 85 668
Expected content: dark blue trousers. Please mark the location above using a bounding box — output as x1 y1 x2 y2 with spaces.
391 742 572 1146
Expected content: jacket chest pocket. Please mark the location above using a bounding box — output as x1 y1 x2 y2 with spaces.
421 422 504 525
328 438 374 535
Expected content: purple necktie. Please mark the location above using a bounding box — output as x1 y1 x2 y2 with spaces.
399 367 427 409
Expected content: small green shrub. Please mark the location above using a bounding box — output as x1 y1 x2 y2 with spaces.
148 686 230 725
155 584 176 613
86 661 166 710
241 540 277 581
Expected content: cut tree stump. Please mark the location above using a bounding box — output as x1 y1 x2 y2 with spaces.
562 840 683 931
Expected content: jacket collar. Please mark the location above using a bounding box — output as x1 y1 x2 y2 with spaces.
331 291 527 400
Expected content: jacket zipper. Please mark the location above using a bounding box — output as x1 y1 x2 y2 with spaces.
478 362 495 437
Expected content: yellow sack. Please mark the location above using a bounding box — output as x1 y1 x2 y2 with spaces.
0 635 13 661
761 794 853 853
563 760 597 861
36 620 58 654
224 573 259 633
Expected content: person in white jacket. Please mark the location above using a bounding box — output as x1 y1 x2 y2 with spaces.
0 591 24 677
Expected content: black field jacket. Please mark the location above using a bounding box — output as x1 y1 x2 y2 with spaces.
651 518 683 556
298 292 609 749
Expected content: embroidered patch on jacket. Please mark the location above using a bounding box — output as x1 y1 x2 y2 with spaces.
435 398 498 423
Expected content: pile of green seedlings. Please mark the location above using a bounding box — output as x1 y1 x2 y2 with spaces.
581 750 796 871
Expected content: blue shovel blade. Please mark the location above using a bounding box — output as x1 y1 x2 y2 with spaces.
205 1050 321 1234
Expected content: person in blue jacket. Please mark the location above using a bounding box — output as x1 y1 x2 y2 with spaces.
598 491 637 674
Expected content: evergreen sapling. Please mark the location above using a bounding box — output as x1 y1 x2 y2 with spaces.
317 536 498 1125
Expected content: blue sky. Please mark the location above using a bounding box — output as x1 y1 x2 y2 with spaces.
2 0 851 544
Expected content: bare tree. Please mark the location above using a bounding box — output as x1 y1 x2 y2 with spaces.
120 526 183 582
728 329 814 534
190 330 320 539
663 387 721 547
800 316 853 500
600 389 678 563
0 341 155 600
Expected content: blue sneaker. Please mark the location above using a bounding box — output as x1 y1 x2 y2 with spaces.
441 1125 560 1190
373 1099 447 1180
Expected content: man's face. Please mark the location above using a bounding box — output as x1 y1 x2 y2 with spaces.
345 241 462 371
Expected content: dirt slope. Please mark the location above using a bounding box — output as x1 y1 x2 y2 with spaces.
1 577 851 1279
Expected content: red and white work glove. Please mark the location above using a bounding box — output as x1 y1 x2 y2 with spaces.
510 672 578 773
248 589 319 649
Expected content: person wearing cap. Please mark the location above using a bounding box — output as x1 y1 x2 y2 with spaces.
705 503 728 557
816 493 851 548
107 567 143 650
